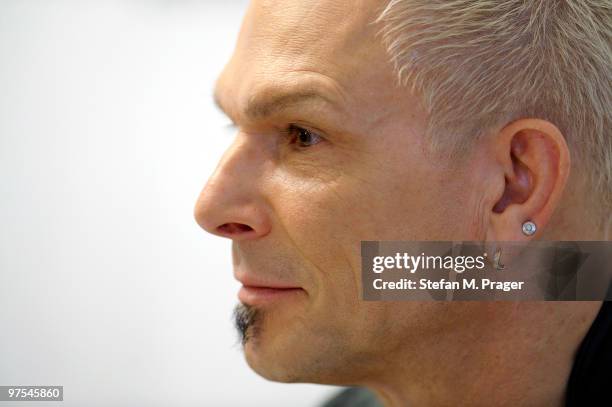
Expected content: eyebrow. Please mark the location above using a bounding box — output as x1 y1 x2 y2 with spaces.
213 86 341 123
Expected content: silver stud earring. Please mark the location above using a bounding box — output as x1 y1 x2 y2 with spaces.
522 220 537 236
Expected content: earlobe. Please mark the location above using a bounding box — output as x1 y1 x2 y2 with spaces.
486 119 570 241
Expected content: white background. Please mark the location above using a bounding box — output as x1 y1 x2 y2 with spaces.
0 1 340 405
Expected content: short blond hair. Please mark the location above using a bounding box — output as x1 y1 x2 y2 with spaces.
375 0 612 218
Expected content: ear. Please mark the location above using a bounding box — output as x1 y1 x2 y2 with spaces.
485 119 570 241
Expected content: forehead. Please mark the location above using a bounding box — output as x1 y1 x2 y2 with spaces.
215 0 397 118
237 0 384 59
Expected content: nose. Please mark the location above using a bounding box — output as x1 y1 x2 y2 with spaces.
194 133 272 240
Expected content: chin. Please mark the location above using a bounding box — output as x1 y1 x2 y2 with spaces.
241 316 328 384
242 319 360 386
243 338 306 383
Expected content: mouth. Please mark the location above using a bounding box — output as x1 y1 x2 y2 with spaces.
238 285 304 306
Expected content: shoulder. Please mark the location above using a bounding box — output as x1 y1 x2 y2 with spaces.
321 387 383 407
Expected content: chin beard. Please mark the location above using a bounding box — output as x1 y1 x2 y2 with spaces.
233 303 261 345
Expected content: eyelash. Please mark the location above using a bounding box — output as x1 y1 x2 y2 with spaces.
284 124 324 149
221 121 324 150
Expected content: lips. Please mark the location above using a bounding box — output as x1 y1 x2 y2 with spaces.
235 275 304 306
236 274 300 289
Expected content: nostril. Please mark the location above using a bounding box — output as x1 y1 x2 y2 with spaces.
217 222 254 235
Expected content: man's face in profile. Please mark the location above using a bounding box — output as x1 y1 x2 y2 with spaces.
195 0 500 384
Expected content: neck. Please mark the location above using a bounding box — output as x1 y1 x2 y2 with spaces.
362 302 601 407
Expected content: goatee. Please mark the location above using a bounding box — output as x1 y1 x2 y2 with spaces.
233 303 261 345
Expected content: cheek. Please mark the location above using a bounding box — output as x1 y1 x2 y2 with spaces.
266 172 369 307
264 149 470 298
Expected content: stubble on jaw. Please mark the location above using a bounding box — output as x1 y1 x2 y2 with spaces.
233 303 262 345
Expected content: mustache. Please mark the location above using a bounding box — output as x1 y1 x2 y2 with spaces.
233 303 261 345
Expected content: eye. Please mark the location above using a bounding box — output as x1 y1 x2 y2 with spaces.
287 124 323 148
